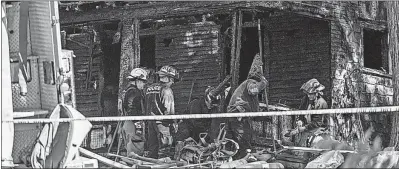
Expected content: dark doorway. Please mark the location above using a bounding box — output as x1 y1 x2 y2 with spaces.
139 35 156 69
139 35 156 83
99 21 121 117
239 27 260 83
101 24 121 88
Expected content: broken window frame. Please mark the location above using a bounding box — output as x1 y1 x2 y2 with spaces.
361 21 391 77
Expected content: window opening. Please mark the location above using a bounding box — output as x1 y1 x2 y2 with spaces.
363 28 388 72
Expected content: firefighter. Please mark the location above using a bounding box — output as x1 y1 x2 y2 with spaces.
284 78 329 149
287 78 328 137
145 65 179 159
173 86 221 159
175 87 221 141
226 54 268 159
119 68 149 156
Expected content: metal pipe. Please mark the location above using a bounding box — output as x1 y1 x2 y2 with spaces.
18 67 27 96
5 106 399 124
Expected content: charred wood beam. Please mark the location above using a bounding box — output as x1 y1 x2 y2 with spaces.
233 10 243 88
60 2 283 25
132 18 140 68
388 1 399 150
359 20 387 31
229 11 237 89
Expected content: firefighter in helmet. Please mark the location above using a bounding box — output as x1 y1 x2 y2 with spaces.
174 77 232 159
119 68 149 156
225 54 268 159
145 65 179 159
285 78 329 146
175 86 221 141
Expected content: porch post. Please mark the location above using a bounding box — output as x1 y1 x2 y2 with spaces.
229 11 237 89
118 18 134 111
388 1 399 150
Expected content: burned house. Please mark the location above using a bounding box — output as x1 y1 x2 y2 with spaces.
58 1 398 147
1 1 398 168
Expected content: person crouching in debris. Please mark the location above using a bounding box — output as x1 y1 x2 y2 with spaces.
145 65 179 159
226 54 268 159
285 79 329 143
174 76 230 159
119 68 149 156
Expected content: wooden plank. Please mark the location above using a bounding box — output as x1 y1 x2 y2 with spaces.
75 89 98 94
156 52 218 59
156 33 218 41
78 148 130 168
61 2 288 25
156 24 221 34
282 146 356 153
388 1 399 149
157 56 217 62
270 64 330 71
155 46 220 54
156 41 217 51
76 105 99 112
132 18 140 68
233 9 242 87
229 11 237 89
75 95 98 100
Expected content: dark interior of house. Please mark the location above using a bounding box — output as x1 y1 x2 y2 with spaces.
99 21 121 117
239 27 260 83
364 28 384 70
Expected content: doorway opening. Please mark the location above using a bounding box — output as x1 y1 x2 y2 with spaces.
239 27 260 83
99 21 121 117
139 35 156 83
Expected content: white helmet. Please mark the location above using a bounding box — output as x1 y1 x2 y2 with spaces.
127 68 148 81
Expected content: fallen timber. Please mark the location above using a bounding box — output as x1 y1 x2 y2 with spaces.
78 148 130 168
7 106 399 123
282 146 356 153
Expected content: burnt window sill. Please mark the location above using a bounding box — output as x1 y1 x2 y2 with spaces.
361 67 392 78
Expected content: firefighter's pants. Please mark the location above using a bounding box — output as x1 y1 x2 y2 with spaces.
228 117 253 159
147 121 173 159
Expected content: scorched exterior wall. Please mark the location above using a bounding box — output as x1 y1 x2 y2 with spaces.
154 23 222 114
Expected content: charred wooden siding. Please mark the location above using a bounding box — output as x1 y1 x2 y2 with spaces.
329 1 394 146
265 13 331 107
66 33 103 117
155 23 221 114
